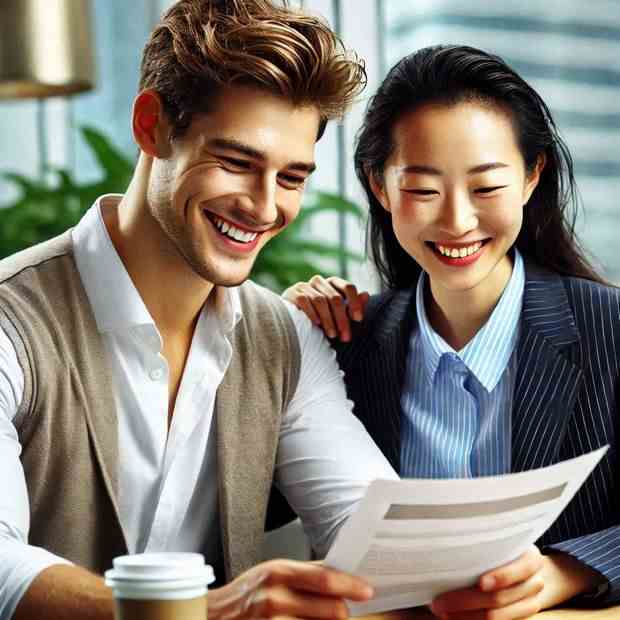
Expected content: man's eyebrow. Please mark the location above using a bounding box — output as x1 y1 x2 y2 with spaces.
208 138 316 174
401 162 510 175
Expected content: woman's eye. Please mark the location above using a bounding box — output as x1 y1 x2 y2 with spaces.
475 185 507 194
403 189 438 196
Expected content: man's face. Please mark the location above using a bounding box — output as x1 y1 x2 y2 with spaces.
147 85 319 286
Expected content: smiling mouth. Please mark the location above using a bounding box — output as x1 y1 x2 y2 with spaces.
426 239 490 258
204 211 260 244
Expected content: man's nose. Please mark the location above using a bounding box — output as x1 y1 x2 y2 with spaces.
251 174 279 226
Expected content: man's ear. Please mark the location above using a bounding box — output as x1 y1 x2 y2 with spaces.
132 90 172 158
368 169 391 213
523 152 546 205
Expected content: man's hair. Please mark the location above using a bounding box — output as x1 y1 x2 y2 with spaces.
140 0 366 139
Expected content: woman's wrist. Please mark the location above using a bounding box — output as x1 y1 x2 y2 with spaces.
539 551 607 609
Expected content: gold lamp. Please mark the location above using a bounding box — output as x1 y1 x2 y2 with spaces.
0 0 96 177
0 0 95 99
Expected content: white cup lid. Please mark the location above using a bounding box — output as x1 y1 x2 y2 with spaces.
105 553 215 584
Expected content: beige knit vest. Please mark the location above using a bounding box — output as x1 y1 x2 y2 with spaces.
0 231 300 581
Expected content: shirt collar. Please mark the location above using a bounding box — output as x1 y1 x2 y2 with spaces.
211 282 242 334
415 275 448 384
72 194 243 335
415 249 525 392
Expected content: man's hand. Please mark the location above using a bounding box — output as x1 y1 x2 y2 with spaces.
208 560 373 620
283 276 369 342
430 546 604 619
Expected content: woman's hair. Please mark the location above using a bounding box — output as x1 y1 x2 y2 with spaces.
355 44 606 289
139 0 365 140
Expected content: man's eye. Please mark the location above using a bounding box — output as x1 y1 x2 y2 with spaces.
279 174 306 188
475 185 507 194
222 157 250 170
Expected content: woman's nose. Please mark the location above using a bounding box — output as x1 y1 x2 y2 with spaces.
437 192 478 237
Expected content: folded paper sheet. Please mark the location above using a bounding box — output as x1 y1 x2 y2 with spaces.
325 446 608 616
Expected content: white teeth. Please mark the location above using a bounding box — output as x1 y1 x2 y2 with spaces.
436 241 483 258
228 225 241 240
211 215 258 243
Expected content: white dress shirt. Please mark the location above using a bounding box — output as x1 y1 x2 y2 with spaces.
0 196 397 619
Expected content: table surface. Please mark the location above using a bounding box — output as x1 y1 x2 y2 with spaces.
361 605 620 619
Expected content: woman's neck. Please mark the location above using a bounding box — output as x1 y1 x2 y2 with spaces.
425 257 513 351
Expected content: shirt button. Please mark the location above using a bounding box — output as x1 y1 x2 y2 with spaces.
150 368 165 381
149 334 161 351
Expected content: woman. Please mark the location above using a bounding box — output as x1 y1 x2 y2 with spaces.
285 45 620 617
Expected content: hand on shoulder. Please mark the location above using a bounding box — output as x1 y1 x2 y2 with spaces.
283 275 369 343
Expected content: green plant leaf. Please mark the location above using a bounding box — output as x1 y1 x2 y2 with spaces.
80 126 134 186
1 172 49 197
296 193 364 225
283 240 364 262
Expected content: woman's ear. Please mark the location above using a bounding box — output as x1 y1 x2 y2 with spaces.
523 152 546 205
132 90 172 158
368 169 391 212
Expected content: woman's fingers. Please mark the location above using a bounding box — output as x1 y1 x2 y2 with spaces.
432 573 544 615
324 277 368 322
432 547 545 619
479 546 543 591
309 276 352 340
282 276 370 342
439 592 542 620
292 288 322 326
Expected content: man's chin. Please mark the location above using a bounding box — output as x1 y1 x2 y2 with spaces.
192 263 254 288
211 274 251 288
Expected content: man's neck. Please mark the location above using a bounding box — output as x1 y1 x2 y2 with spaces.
103 156 213 335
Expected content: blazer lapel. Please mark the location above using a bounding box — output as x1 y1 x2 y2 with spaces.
356 287 417 472
511 262 583 472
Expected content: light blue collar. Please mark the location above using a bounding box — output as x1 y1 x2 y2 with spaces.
415 249 525 392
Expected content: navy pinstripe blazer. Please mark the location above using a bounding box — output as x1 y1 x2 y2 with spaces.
334 260 620 604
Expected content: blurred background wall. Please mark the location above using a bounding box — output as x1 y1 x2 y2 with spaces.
1 0 618 285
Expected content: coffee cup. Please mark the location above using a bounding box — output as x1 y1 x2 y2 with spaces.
105 552 215 620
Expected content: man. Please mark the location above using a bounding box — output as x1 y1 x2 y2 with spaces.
0 1 397 618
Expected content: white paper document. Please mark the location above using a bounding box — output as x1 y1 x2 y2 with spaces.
325 446 608 616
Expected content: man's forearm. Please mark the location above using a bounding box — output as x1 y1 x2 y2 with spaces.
13 564 114 620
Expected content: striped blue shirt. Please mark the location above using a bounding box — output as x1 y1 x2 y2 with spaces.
401 250 525 478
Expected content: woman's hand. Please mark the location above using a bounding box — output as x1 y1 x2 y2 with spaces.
430 546 604 619
283 275 369 342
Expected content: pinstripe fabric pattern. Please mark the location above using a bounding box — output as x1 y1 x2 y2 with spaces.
401 252 524 478
336 260 620 604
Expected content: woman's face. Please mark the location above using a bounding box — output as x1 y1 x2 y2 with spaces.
372 101 542 306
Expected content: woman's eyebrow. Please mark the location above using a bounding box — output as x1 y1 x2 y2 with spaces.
400 162 509 175
401 164 441 175
467 162 510 174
